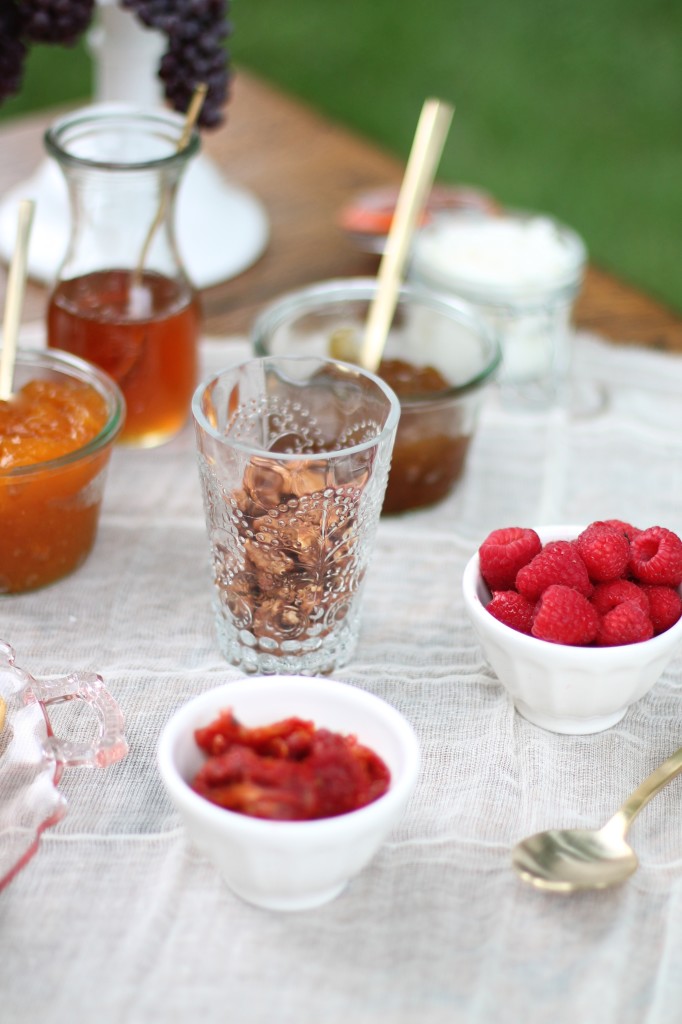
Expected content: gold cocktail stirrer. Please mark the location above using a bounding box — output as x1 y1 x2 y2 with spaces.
134 82 208 284
0 198 36 401
359 97 454 373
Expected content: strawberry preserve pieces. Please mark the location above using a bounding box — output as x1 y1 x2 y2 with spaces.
191 709 391 821
477 519 682 647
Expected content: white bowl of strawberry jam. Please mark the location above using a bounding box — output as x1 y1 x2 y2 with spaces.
462 523 682 734
0 348 124 594
158 676 420 911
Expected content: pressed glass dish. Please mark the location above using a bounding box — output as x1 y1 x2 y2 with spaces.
0 640 128 889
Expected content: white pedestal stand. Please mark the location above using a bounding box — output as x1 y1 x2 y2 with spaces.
0 0 269 289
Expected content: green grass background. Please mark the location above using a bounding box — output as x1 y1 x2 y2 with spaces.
3 1 681 311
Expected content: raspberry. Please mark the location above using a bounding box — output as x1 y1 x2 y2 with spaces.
602 519 641 542
486 591 536 634
478 520 681 647
629 526 682 586
590 579 649 617
516 540 593 601
478 527 541 591
641 585 682 635
531 585 599 646
575 522 630 582
596 601 654 646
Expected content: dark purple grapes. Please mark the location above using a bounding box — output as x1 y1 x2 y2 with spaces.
0 2 27 103
122 0 232 127
19 0 96 45
0 0 231 129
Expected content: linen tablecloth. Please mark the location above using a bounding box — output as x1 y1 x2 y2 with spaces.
2 333 682 1024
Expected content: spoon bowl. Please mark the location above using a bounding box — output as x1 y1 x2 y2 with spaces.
512 825 638 892
512 745 682 892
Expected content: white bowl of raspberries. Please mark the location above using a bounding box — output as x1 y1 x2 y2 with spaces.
462 520 682 734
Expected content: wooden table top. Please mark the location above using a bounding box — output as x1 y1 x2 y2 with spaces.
1 68 681 353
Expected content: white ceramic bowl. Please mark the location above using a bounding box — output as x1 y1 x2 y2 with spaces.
462 525 682 734
158 676 420 911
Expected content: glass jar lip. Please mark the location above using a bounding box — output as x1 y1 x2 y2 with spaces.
2 348 125 478
410 208 587 305
250 277 502 405
192 353 401 460
44 103 200 172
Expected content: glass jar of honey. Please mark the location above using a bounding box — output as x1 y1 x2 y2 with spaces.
45 105 201 448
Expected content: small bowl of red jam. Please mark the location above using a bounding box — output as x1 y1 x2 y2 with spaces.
157 675 420 911
0 348 124 594
251 278 501 514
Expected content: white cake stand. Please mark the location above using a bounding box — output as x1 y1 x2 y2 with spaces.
0 0 269 289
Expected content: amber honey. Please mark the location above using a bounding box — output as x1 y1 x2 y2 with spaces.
48 269 200 447
377 358 471 514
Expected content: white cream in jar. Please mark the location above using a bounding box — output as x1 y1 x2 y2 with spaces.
410 211 587 397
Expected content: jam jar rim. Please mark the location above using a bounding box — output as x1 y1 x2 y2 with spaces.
250 276 502 406
410 207 588 306
1 347 125 478
192 353 401 462
44 103 200 174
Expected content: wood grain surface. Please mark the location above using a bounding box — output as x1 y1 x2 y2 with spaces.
1 69 680 352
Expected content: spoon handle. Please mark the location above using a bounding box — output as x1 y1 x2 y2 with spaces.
607 746 682 837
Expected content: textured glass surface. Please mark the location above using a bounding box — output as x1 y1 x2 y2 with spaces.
194 357 398 674
0 640 128 889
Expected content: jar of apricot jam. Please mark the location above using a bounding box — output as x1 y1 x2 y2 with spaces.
0 349 124 594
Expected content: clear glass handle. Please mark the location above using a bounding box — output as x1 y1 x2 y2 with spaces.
1 640 128 768
35 672 129 768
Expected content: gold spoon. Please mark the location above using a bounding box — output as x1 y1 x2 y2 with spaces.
512 746 682 893
0 198 35 400
359 97 453 372
329 97 453 368
134 82 207 286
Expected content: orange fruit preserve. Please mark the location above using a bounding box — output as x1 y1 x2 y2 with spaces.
0 377 112 594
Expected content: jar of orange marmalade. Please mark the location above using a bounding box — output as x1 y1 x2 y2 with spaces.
45 105 201 448
0 349 124 594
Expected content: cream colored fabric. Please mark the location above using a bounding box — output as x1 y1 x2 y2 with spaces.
2 334 682 1024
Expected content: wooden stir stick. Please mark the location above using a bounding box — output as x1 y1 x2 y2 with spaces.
0 199 36 401
359 98 454 373
134 82 208 283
